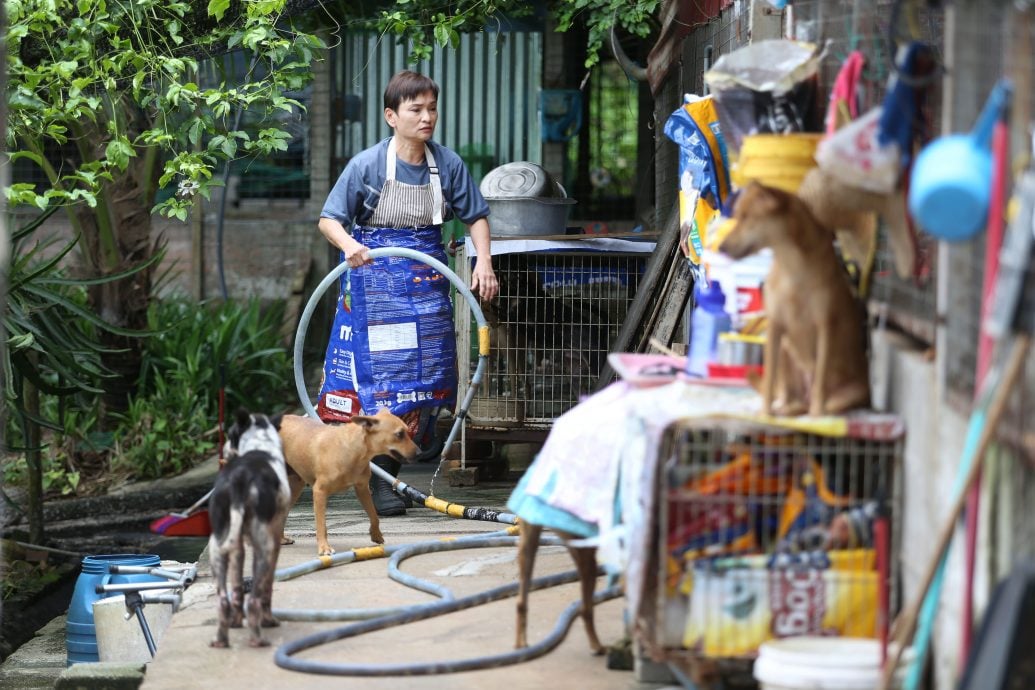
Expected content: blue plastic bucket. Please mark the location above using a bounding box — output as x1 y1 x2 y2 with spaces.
66 553 162 666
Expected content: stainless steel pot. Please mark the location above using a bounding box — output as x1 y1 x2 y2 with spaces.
480 161 577 236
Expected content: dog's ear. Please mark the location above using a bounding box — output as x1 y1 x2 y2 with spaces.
740 182 786 216
351 414 379 430
269 413 284 431
234 407 252 430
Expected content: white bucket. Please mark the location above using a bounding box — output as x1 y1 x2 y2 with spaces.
753 637 912 690
92 590 174 663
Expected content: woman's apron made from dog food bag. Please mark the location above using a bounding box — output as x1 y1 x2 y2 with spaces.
317 138 456 439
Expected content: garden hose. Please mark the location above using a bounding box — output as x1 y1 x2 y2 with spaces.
274 530 622 676
282 248 619 675
291 246 517 524
273 528 525 619
274 525 518 584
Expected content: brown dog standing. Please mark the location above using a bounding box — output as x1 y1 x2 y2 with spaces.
277 409 419 556
515 524 604 655
719 182 870 416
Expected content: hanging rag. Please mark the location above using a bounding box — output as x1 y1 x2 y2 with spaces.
826 50 867 135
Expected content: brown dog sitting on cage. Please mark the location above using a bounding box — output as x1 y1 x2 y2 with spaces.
718 182 871 417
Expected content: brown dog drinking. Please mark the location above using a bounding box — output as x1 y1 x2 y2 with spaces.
277 409 420 556
718 182 871 416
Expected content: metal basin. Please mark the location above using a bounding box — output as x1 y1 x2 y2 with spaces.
484 197 576 236
480 162 576 236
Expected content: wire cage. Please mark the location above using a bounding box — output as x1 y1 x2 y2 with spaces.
455 241 652 430
639 415 904 672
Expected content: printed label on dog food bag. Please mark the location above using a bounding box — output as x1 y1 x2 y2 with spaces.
368 321 418 352
325 394 354 414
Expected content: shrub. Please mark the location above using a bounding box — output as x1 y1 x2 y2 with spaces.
3 296 296 489
111 297 294 480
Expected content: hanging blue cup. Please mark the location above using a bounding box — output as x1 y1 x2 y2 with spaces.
908 79 1012 242
66 553 163 666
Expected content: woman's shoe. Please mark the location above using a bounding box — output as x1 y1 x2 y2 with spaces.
370 456 408 516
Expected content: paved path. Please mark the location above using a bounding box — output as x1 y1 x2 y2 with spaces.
139 461 674 690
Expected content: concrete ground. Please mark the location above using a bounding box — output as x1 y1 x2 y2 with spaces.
143 459 675 690
5 453 680 689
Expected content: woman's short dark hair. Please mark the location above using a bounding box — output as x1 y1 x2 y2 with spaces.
383 70 439 111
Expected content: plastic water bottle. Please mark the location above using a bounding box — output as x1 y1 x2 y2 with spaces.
686 280 732 378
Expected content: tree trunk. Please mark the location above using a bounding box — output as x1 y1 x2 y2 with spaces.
76 160 160 427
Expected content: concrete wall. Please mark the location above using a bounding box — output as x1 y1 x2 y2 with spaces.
872 328 1034 689
873 330 960 688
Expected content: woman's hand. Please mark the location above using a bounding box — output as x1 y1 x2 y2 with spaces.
344 242 372 269
319 217 373 269
471 259 499 302
466 217 497 302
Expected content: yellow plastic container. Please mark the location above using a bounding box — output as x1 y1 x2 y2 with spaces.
739 132 823 160
732 133 822 192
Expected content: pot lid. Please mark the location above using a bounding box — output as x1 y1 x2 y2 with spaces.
480 162 565 199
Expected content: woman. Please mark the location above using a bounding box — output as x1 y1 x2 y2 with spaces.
316 70 498 516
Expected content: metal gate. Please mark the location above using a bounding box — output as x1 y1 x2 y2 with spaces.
330 29 543 172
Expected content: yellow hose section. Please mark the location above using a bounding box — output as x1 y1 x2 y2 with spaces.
425 496 466 518
477 326 491 356
318 555 334 568
352 545 386 561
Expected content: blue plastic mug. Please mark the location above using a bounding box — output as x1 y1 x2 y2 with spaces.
908 80 1011 242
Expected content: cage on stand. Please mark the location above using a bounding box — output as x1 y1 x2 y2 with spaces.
635 414 905 681
453 236 654 467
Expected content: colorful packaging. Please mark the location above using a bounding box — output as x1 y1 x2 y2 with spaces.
663 96 732 264
680 549 878 657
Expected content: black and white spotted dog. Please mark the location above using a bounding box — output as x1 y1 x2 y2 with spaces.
208 408 291 648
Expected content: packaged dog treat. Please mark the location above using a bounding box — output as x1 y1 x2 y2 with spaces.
776 457 854 551
680 549 878 656
704 39 826 155
663 96 731 264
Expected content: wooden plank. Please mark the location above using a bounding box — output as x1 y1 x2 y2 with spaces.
644 258 695 351
594 208 686 389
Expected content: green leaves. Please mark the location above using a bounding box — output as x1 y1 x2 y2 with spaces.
112 297 293 479
1 211 157 418
553 0 660 69
6 0 320 217
104 137 136 171
365 0 657 69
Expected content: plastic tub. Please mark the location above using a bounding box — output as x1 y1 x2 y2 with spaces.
739 133 823 160
93 591 175 662
732 133 821 192
66 554 163 666
753 637 911 690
